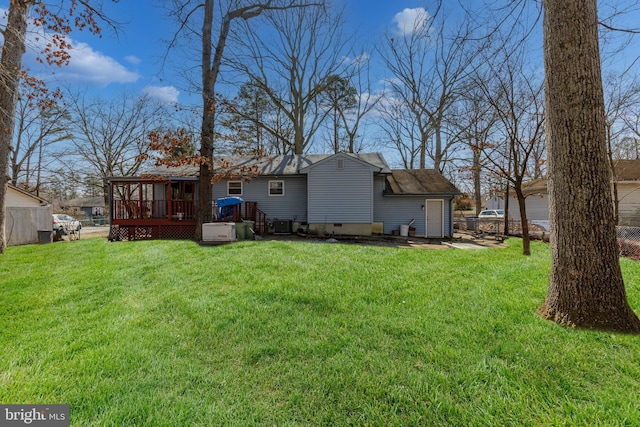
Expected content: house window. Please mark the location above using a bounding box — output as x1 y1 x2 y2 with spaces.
228 181 243 196
337 159 344 170
269 180 284 196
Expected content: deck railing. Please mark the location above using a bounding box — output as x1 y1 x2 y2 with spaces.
253 208 268 235
112 199 267 234
112 199 195 221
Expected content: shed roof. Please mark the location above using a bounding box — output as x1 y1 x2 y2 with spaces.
384 169 460 195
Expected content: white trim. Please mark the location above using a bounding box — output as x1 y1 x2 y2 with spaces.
227 181 243 196
268 180 285 197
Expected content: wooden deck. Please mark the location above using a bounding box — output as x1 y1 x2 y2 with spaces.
108 178 267 240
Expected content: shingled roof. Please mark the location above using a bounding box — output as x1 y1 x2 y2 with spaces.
613 160 640 181
135 153 391 178
384 169 460 195
519 160 640 195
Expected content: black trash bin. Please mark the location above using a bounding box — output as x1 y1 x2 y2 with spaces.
38 230 53 243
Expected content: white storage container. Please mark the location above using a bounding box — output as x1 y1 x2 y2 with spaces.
202 222 236 242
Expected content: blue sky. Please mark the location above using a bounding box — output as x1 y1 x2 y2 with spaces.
1 0 439 106
1 1 636 107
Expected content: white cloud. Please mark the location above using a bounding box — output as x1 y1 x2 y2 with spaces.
392 8 429 37
0 8 140 87
141 85 180 104
125 55 142 66
55 41 140 86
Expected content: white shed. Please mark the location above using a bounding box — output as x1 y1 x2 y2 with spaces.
5 184 53 246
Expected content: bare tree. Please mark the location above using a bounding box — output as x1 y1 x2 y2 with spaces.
537 0 640 332
334 55 382 154
451 85 499 215
377 95 422 169
11 78 70 191
474 45 545 255
231 3 349 154
64 91 167 206
379 5 483 172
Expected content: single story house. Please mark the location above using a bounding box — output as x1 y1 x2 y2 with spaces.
5 184 53 246
106 152 461 240
488 159 640 228
62 196 106 218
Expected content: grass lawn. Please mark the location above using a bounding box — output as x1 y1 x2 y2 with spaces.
2 237 640 426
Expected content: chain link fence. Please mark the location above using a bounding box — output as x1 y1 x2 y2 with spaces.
456 217 548 239
457 216 640 260
617 226 640 260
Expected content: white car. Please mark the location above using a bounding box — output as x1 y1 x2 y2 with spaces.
478 209 505 219
52 214 82 233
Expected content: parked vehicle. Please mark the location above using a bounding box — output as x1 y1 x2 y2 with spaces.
478 209 505 219
52 214 82 233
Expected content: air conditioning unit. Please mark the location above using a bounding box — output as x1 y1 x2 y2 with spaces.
274 219 292 234
202 222 236 242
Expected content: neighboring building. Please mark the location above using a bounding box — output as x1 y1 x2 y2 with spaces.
492 160 640 228
6 184 53 246
62 197 106 218
106 153 461 240
612 160 640 226
484 181 550 224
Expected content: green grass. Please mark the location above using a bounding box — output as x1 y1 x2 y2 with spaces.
2 238 640 426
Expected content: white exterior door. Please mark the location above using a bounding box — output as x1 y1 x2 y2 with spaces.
425 199 444 238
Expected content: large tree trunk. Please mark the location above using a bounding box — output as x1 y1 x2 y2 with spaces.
0 1 31 253
196 0 215 242
537 0 640 332
197 100 215 239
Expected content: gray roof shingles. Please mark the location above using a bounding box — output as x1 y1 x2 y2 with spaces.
138 153 391 177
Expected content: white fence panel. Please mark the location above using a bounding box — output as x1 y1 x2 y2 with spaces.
5 206 53 246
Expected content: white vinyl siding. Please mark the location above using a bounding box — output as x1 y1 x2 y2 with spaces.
212 177 306 221
306 156 374 223
617 183 640 226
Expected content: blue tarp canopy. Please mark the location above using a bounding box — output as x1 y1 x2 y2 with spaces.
216 196 243 219
217 196 243 207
